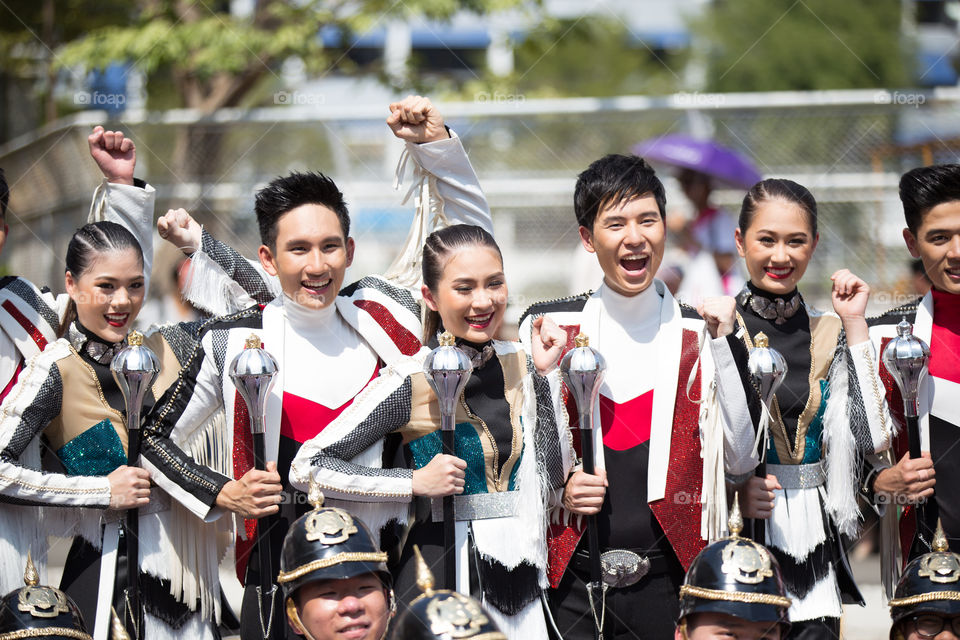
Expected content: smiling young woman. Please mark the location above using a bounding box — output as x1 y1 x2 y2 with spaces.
291 224 570 638
62 223 147 342
0 221 231 640
420 224 508 344
731 179 892 640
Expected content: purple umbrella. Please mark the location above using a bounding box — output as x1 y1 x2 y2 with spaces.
632 134 762 190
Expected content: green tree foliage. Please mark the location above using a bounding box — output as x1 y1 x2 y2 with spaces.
7 0 526 114
482 16 685 98
38 0 528 179
0 0 132 127
0 0 131 74
693 0 913 91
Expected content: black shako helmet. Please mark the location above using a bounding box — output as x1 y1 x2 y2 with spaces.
0 552 91 640
889 520 960 640
387 547 506 640
276 483 393 638
677 499 791 634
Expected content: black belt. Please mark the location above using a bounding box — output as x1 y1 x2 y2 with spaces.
570 547 673 578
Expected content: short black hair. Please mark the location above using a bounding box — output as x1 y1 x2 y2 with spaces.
254 171 350 248
0 168 8 220
574 154 666 230
899 164 960 233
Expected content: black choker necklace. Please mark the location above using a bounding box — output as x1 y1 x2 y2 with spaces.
456 341 496 369
68 323 124 365
737 286 802 325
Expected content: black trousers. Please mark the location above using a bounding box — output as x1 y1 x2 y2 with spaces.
240 511 291 640
240 542 290 640
548 563 684 640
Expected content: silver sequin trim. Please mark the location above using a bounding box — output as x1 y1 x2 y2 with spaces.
767 461 825 489
430 490 518 522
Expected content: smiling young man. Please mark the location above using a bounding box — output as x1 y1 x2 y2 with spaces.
138 96 490 640
518 154 758 640
867 164 960 557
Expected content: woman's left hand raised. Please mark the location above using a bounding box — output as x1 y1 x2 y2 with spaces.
88 126 135 186
531 315 567 375
831 269 870 319
831 269 871 344
158 208 202 255
387 95 448 144
698 296 737 339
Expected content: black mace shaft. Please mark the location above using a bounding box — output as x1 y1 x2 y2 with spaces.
252 431 277 631
123 428 143 640
442 425 457 591
579 425 603 610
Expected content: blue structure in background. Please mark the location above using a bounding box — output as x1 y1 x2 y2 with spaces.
83 63 128 115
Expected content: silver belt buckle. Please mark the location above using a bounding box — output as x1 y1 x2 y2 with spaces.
599 549 649 588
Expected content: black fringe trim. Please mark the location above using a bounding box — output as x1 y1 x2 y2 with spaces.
140 573 196 629
768 542 833 600
477 557 541 616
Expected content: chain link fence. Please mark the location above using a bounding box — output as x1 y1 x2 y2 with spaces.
3 88 960 325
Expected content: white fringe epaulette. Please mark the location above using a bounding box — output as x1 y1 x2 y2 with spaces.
822 346 861 538
181 249 259 317
383 146 448 291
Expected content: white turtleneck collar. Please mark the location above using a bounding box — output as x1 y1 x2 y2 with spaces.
594 281 663 401
281 294 338 333
598 281 662 334
278 293 378 406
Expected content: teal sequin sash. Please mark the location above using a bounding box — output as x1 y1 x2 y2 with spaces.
56 419 126 476
409 423 523 494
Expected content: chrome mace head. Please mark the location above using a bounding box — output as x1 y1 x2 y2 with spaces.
110 330 161 431
748 332 788 407
881 318 930 418
228 334 279 434
559 333 606 430
423 332 473 424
